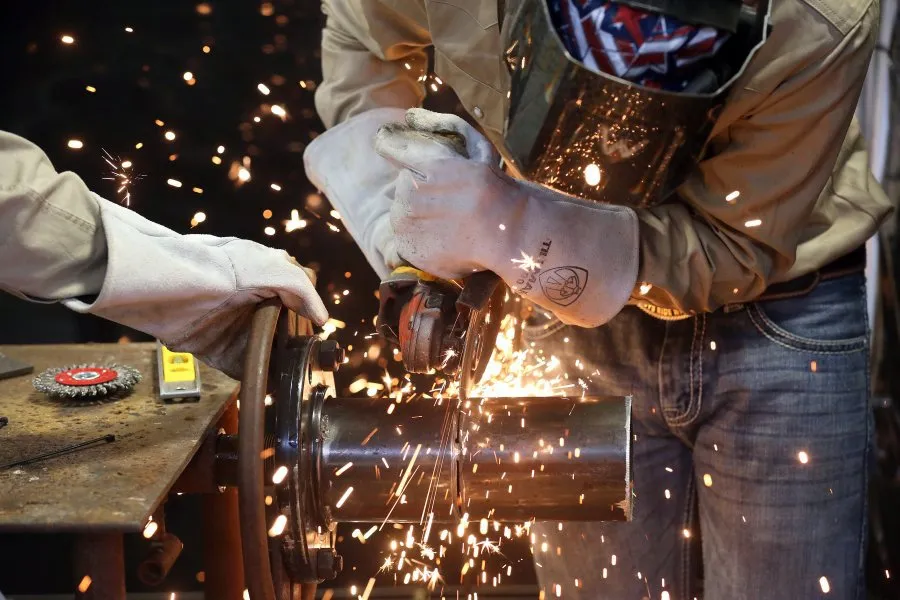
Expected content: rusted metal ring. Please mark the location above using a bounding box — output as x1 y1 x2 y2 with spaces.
238 299 281 600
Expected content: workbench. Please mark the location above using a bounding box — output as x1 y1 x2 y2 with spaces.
0 343 243 600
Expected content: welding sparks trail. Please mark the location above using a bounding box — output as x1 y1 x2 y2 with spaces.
335 487 354 509
511 250 541 272
382 444 422 526
359 577 376 600
361 336 575 597
101 148 143 206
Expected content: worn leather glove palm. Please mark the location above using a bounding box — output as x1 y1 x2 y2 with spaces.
63 198 328 380
374 109 639 328
303 108 497 278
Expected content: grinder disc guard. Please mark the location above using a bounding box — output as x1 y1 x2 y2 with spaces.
378 270 507 398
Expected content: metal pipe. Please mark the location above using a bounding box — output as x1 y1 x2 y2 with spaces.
317 396 458 524
315 394 631 524
458 396 632 522
217 432 279 488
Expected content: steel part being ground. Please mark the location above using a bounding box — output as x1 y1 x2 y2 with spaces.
317 395 459 524
458 395 633 521
32 364 142 399
228 300 633 599
317 394 632 524
242 347 632 525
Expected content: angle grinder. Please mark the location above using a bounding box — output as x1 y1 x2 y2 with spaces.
377 268 506 397
374 128 509 397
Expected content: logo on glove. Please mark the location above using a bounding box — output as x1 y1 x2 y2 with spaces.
539 266 588 306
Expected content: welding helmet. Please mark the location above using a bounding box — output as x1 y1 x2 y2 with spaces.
499 0 771 208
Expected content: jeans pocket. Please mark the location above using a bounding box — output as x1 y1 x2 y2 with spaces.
747 273 868 354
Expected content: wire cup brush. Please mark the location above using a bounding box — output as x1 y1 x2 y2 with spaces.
33 364 142 400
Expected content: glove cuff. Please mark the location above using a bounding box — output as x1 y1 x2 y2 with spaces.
492 187 640 328
62 196 238 341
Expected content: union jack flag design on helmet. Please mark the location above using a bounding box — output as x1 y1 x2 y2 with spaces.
548 0 731 91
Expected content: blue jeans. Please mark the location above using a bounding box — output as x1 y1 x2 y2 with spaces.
528 273 871 599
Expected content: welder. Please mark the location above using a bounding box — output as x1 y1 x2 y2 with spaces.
0 130 328 379
304 0 893 598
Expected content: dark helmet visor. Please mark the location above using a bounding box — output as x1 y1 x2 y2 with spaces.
499 0 771 207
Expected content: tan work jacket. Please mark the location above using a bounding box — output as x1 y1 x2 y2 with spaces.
314 0 893 316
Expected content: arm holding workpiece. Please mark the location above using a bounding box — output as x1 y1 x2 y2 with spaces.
0 130 328 378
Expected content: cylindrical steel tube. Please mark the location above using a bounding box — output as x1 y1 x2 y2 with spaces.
316 394 631 524
215 434 277 488
458 396 632 522
317 397 458 523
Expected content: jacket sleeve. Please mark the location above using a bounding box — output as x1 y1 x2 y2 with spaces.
0 130 108 301
635 3 883 313
314 0 431 128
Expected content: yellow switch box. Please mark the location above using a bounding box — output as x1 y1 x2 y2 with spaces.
156 342 201 401
160 346 197 382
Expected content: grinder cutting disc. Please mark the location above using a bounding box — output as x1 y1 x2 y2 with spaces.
33 364 142 400
457 275 506 400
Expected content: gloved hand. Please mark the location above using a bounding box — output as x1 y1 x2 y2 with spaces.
63 197 328 379
374 108 640 328
303 108 496 278
303 108 407 279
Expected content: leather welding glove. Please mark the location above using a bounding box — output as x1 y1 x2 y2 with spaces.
303 108 406 279
303 108 496 278
60 198 329 379
374 108 639 328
